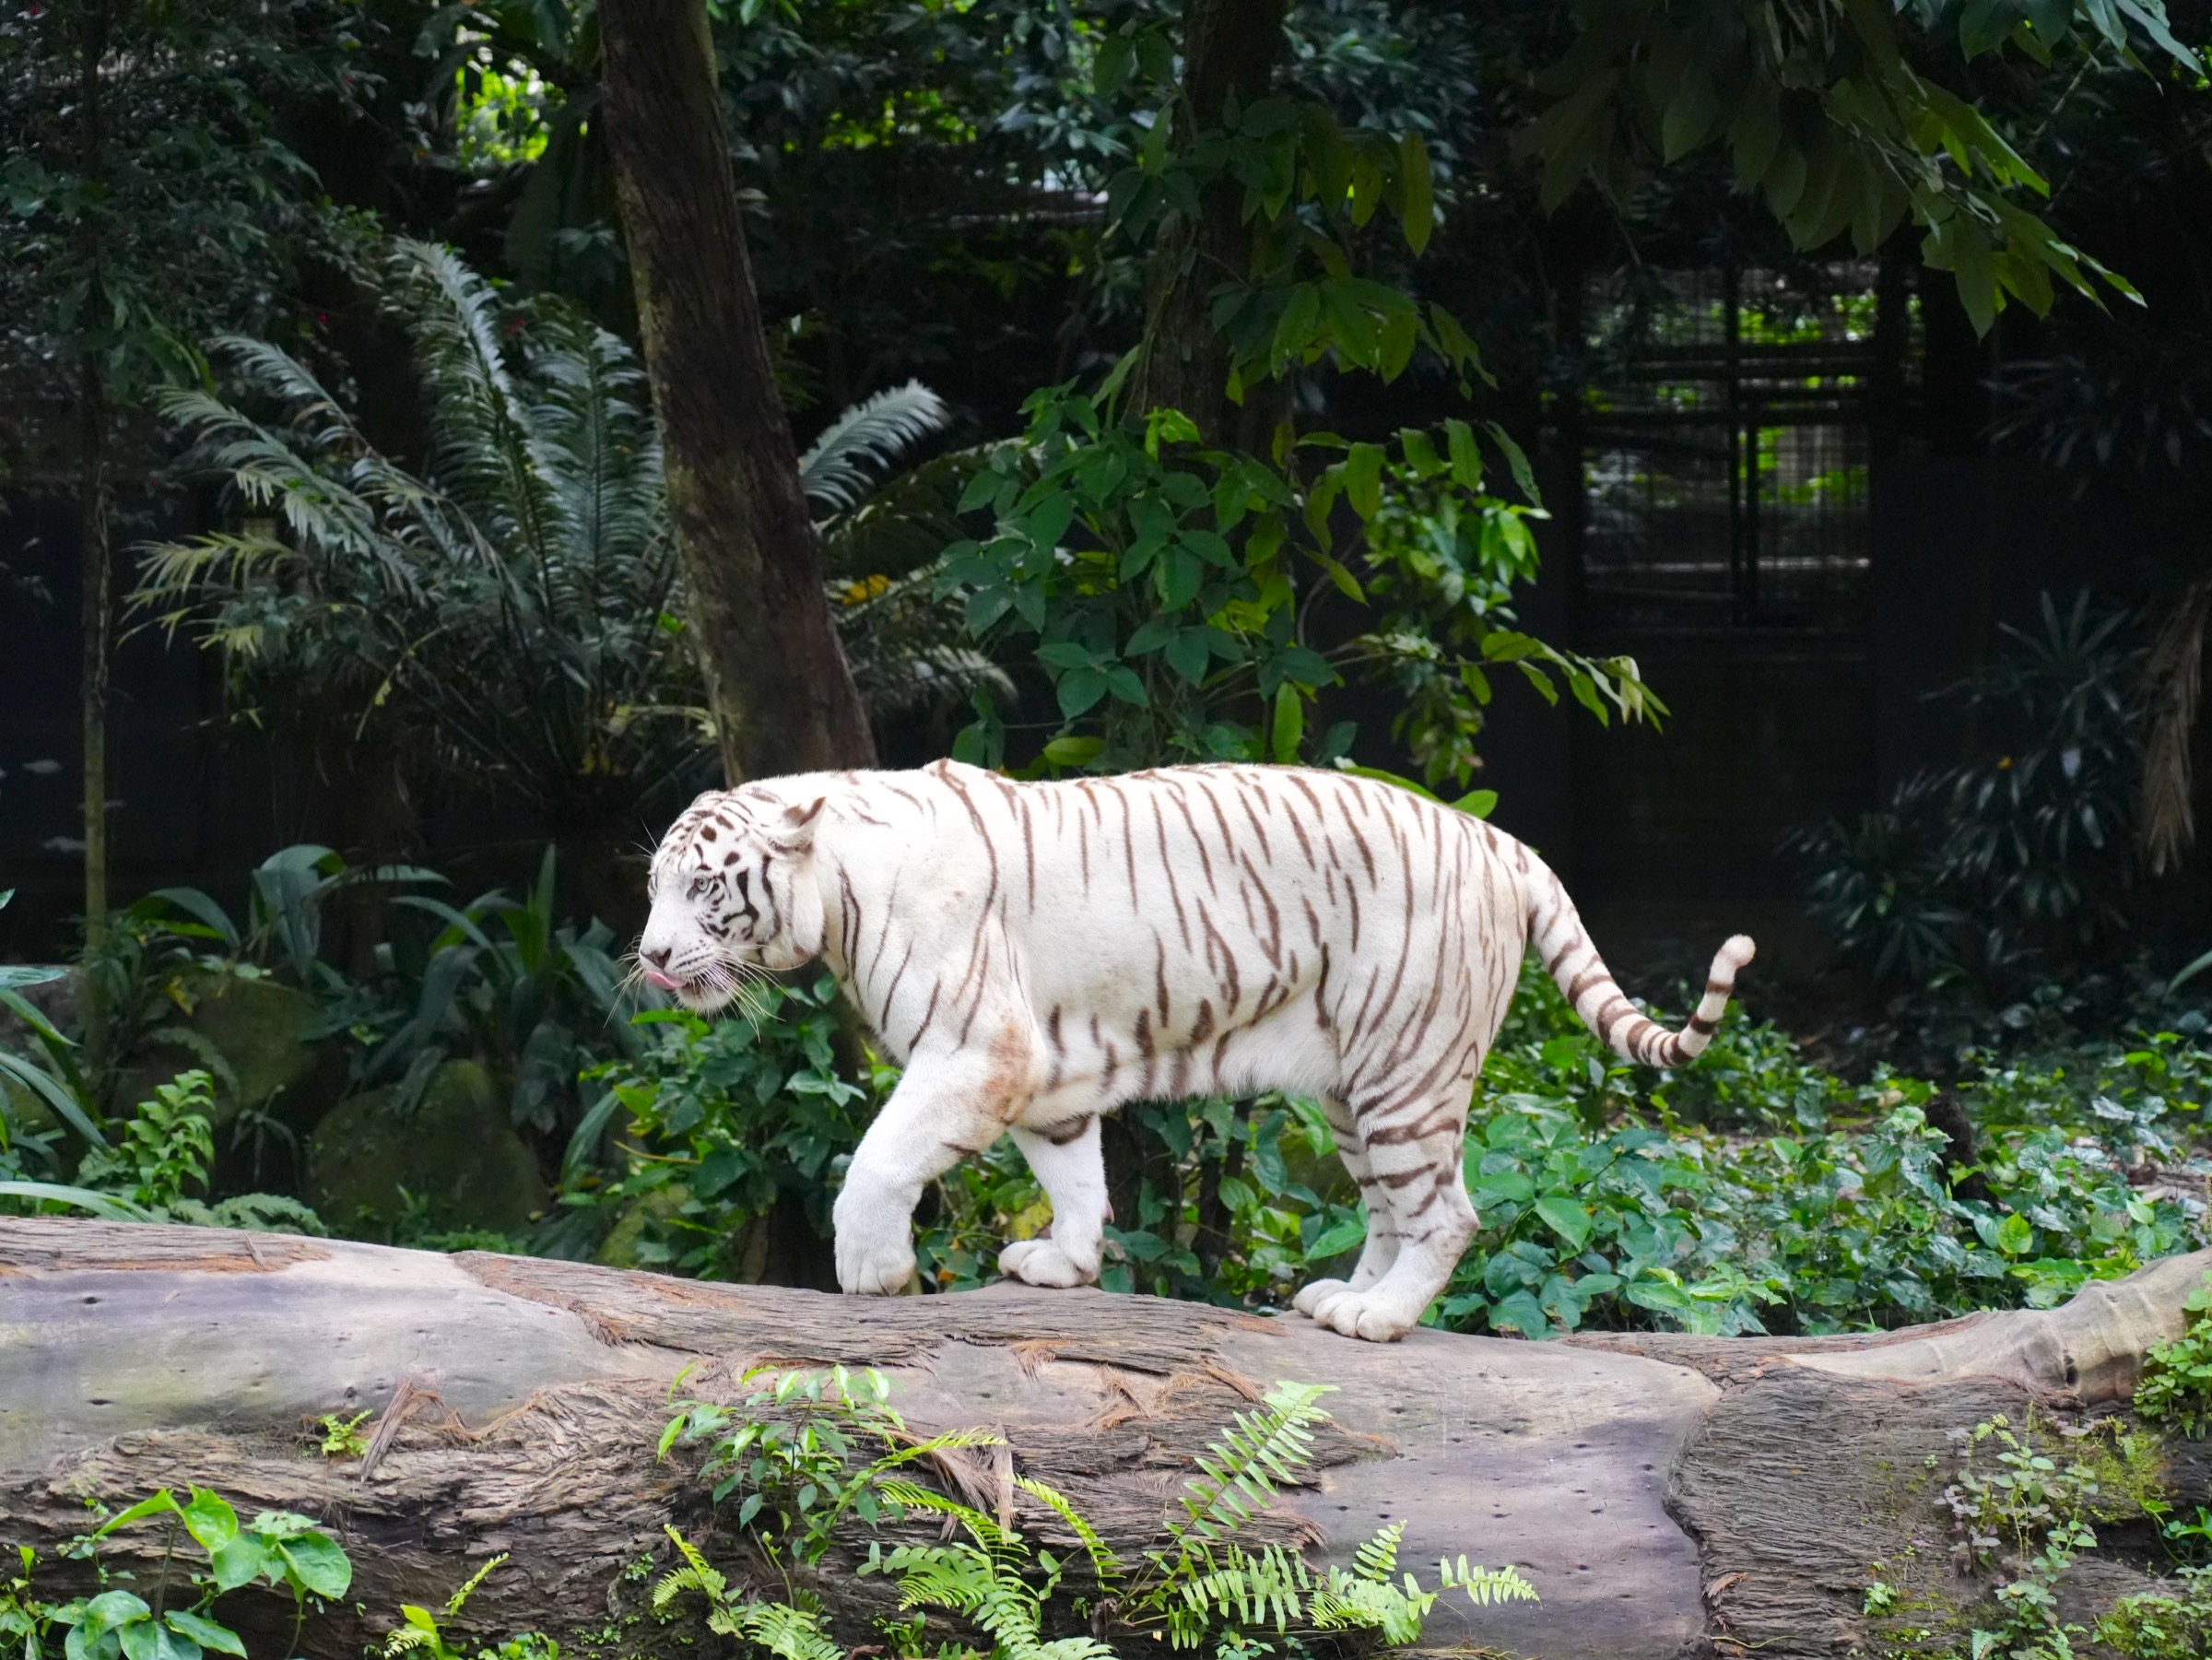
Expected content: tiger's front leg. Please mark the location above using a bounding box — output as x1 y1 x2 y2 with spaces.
998 1117 1109 1288
832 1046 1035 1296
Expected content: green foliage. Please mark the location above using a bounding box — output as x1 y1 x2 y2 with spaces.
2136 1272 2212 1438
0 891 109 1152
659 1366 1002 1569
1513 0 2195 335
347 847 641 1138
135 239 702 840
578 977 888 1275
2095 1568 2212 1660
318 1412 372 1461
655 1372 1535 1658
1 1069 324 1234
1793 592 2146 998
0 0 359 474
942 377 1655 788
383 1556 561 1660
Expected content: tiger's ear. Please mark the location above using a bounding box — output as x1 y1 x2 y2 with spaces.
772 796 828 854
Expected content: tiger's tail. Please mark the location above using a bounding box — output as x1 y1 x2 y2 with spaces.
1521 854 1754 1068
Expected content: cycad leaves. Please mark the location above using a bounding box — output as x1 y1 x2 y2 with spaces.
799 381 950 516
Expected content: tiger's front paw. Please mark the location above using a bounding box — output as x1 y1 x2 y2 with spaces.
998 1238 1097 1289
834 1193 917 1295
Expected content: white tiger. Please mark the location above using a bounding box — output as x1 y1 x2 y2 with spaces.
635 759 1752 1341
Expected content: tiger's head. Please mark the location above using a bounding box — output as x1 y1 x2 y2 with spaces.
635 784 830 1012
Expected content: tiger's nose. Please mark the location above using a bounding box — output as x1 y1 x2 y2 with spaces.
641 945 672 969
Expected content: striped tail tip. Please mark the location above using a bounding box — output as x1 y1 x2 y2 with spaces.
1670 934 1756 1062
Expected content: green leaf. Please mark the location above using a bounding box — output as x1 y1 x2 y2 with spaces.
93 1493 182 1539
1488 1289 1549 1336
0 1182 149 1221
159 1614 241 1660
1451 789 1499 818
1443 419 1483 491
1995 1211 2035 1257
1343 444 1385 520
1041 736 1105 769
1660 63 1718 160
1055 667 1108 719
276 1533 353 1600
1534 1195 1594 1251
180 1489 240 1553
1307 1217 1368 1259
208 1536 272 1593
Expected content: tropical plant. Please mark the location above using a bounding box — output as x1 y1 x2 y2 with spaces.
1793 591 2147 995
655 1373 1535 1656
577 975 888 1277
350 846 643 1138
136 238 703 846
0 888 108 1152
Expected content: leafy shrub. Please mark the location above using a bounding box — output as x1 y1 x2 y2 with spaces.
2137 1272 2212 1438
577 976 887 1276
0 1069 323 1232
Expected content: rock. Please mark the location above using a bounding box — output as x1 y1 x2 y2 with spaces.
106 970 329 1136
305 1061 547 1235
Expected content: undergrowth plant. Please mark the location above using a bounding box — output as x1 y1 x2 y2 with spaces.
2136 1271 2212 1439
654 1372 1535 1658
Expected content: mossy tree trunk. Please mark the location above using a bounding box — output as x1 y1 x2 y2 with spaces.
596 0 876 783
1 1221 2207 1660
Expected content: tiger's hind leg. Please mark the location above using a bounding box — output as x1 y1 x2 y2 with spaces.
998 1116 1108 1289
1297 1089 1477 1342
1291 1094 1403 1319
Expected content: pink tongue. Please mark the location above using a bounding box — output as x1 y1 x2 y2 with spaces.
641 968 682 992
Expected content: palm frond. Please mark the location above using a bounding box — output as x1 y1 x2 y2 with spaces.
799 381 950 516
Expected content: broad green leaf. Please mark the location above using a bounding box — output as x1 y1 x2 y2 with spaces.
1306 1217 1368 1259
1396 132 1434 255
1534 1195 1594 1251
160 1614 242 1660
181 1489 240 1552
276 1533 354 1599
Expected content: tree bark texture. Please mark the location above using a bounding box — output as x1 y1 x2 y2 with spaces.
3 1223 2209 1659
597 0 876 783
1127 0 1289 443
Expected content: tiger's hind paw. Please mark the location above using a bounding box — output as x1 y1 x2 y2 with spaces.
998 1238 1097 1289
1294 1281 1417 1342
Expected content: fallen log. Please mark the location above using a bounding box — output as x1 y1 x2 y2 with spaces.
0 1219 2206 1659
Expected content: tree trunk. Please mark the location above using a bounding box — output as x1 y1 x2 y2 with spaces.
596 0 876 783
2 1220 2206 1660
1126 0 1289 442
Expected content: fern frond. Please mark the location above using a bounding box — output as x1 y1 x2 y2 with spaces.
1013 1474 1123 1584
874 1478 1009 1551
1438 1556 1539 1608
1349 1520 1404 1583
799 381 950 515
1171 1382 1335 1547
721 1597 846 1660
652 1524 730 1613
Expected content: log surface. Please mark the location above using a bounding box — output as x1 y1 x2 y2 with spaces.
1 1221 2205 1660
